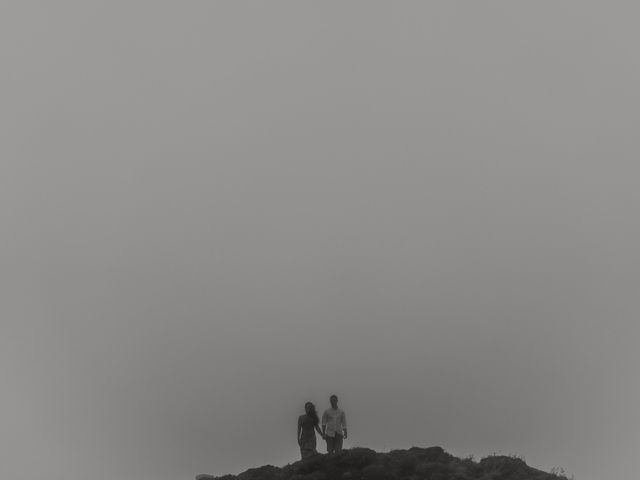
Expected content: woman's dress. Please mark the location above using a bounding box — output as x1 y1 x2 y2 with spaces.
298 414 318 459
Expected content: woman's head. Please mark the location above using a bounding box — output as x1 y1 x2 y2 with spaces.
304 402 319 425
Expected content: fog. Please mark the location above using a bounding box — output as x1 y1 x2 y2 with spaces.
2 3 639 480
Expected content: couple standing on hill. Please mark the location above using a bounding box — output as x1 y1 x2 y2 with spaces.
297 394 348 459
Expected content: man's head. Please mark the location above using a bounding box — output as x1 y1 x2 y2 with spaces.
330 394 338 408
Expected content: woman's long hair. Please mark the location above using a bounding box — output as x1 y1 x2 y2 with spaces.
305 402 319 426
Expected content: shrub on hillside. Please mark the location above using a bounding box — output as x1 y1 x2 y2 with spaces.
362 463 397 480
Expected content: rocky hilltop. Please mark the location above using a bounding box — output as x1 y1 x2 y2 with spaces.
197 446 572 480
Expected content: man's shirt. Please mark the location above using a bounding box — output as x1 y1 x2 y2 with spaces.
321 407 347 437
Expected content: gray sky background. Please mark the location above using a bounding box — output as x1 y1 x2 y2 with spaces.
2 2 639 480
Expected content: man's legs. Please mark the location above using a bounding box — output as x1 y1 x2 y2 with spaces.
333 434 343 453
325 434 343 454
325 435 336 453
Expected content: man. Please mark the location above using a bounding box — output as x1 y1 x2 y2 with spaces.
321 394 347 453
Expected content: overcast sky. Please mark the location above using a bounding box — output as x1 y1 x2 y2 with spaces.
2 2 639 480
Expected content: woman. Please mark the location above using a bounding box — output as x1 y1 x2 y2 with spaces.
297 402 324 459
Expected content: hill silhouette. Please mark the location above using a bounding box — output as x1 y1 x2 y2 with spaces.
196 446 572 480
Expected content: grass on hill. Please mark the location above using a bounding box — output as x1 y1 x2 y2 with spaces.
204 446 573 480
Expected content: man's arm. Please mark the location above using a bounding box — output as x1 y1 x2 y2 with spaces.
297 417 302 445
341 411 347 439
321 410 327 436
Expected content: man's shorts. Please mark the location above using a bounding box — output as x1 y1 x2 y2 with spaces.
326 434 343 453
